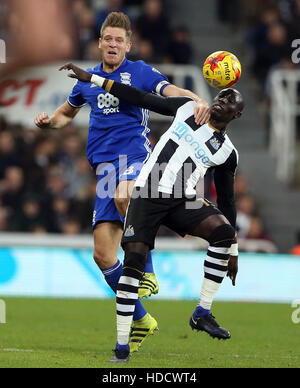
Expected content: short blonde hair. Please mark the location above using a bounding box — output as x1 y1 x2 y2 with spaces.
100 12 132 41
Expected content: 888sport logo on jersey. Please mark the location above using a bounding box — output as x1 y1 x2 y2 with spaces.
97 92 120 115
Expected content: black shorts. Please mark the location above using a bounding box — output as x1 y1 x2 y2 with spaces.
121 191 222 250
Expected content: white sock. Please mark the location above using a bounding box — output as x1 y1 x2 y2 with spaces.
198 278 222 310
198 246 229 310
116 275 139 345
117 315 133 345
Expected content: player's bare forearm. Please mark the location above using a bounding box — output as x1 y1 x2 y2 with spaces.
162 84 210 125
51 103 79 128
35 101 79 130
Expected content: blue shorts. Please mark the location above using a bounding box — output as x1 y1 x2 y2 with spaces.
92 154 149 228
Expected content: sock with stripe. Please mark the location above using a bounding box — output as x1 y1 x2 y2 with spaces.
101 259 146 321
195 246 230 314
144 250 154 273
116 263 144 345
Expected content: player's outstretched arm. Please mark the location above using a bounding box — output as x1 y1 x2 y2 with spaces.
35 101 80 130
59 63 186 117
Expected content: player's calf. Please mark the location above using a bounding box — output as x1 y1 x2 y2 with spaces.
190 223 235 339
115 251 146 350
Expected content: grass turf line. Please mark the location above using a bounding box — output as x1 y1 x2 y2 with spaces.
0 297 299 368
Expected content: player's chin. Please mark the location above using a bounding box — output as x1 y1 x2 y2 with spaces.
104 54 120 64
210 108 223 121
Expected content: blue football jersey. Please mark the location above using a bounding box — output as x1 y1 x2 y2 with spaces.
68 58 170 167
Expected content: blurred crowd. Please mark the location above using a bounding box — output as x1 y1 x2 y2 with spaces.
0 117 96 235
244 0 300 103
218 0 300 97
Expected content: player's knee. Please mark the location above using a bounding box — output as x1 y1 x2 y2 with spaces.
93 247 115 269
114 196 129 217
208 223 236 248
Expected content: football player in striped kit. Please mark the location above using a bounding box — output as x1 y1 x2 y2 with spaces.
61 63 244 363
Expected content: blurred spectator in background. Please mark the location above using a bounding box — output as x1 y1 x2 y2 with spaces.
283 0 300 39
216 0 241 29
72 178 97 232
85 40 102 61
246 216 272 241
290 230 300 255
0 207 8 231
73 0 96 59
235 191 273 244
128 38 154 62
49 196 72 233
61 217 82 234
234 172 249 197
45 165 68 199
163 26 194 64
250 20 291 86
0 166 25 215
8 194 47 232
134 0 170 62
245 6 280 67
235 193 257 238
94 0 128 38
22 137 58 193
0 131 20 179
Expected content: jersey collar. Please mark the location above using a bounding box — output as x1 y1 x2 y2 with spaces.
98 58 128 75
208 121 227 137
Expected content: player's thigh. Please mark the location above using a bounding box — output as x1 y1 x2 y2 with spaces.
114 180 135 216
93 221 123 269
163 197 223 240
122 195 169 251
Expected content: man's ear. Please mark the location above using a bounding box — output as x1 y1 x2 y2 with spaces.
234 111 242 119
126 40 132 54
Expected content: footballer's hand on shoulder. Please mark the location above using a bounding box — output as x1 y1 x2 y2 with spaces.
59 63 92 83
194 99 210 126
227 255 238 286
34 112 51 129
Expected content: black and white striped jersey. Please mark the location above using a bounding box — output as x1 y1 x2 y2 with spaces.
135 99 238 195
105 80 239 227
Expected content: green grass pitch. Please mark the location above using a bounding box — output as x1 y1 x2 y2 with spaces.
0 297 299 368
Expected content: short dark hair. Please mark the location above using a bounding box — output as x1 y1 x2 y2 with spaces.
100 12 132 41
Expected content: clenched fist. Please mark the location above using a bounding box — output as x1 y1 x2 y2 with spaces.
34 112 51 129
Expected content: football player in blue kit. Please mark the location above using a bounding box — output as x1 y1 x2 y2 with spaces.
34 12 210 353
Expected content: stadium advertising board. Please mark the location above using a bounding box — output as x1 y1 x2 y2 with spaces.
0 247 299 303
0 63 94 127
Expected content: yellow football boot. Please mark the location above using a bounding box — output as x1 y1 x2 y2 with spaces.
129 313 158 353
138 273 159 298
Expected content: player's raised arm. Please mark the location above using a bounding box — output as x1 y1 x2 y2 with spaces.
213 149 239 286
162 84 211 125
59 63 190 117
213 149 238 228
